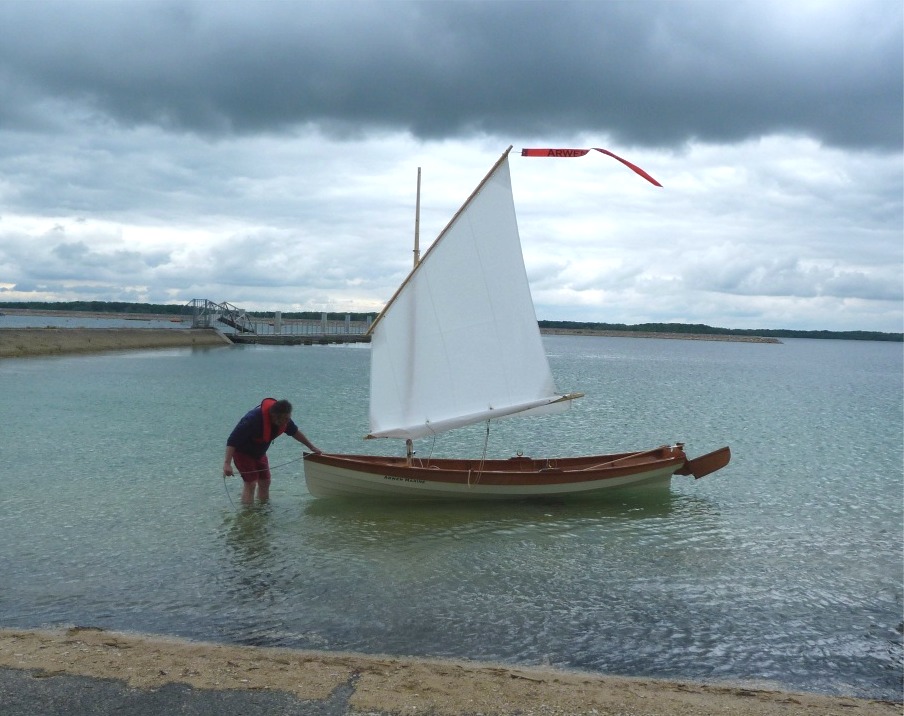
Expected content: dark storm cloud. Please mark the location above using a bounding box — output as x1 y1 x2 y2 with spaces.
0 0 899 150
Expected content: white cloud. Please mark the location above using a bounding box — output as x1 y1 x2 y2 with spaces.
0 1 899 332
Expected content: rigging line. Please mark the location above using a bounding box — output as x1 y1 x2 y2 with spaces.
470 420 491 487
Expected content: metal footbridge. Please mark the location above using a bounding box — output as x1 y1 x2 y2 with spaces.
186 299 371 345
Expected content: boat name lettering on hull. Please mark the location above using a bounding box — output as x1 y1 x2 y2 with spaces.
383 475 426 485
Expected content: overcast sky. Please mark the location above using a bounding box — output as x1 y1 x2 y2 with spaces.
0 0 900 332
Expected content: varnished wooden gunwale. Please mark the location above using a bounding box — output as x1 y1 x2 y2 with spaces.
304 445 689 488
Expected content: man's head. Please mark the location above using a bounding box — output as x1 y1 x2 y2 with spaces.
270 399 293 427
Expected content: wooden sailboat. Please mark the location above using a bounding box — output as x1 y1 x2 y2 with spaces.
303 146 730 500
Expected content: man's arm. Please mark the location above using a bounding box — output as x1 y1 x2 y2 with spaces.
291 430 321 454
223 445 237 476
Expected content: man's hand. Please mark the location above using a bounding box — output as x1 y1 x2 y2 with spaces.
223 462 234 477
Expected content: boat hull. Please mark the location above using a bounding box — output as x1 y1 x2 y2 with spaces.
303 445 729 501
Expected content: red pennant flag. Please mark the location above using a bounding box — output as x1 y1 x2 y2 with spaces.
521 148 591 158
520 147 662 187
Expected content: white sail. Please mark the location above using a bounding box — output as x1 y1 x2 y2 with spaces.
367 148 577 441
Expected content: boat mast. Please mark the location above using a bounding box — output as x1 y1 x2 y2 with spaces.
413 167 421 268
406 167 422 461
368 147 513 339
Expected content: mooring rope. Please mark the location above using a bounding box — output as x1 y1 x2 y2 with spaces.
226 454 306 476
221 454 307 507
222 476 237 509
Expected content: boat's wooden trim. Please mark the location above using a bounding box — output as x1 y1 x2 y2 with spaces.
305 445 700 497
578 446 671 471
304 444 731 500
303 454 680 500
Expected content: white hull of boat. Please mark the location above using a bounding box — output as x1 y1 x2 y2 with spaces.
303 446 729 501
305 461 675 500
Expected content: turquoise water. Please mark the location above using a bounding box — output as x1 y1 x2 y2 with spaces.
0 335 901 699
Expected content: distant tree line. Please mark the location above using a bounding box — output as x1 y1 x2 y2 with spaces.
1 302 899 341
0 300 374 322
0 300 188 315
539 320 903 342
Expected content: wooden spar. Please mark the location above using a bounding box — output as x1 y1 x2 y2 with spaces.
407 169 422 462
413 167 421 268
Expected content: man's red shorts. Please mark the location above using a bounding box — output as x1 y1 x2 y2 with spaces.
232 453 271 483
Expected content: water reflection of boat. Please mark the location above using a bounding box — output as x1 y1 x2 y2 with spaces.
301 486 685 534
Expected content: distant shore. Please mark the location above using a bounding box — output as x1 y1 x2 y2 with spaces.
0 307 185 321
3 303 900 342
1 309 784 351
0 328 231 358
0 628 897 716
540 328 782 343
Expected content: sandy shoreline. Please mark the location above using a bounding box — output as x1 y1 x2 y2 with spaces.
0 628 897 715
0 328 231 358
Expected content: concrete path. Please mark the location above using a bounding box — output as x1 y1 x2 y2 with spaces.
0 667 368 716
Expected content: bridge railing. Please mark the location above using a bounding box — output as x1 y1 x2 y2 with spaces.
187 299 256 333
186 299 372 336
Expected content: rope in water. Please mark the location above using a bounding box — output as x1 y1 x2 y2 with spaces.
222 476 237 509
227 454 307 476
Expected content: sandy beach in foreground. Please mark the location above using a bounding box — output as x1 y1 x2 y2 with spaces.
0 628 897 715
0 328 231 358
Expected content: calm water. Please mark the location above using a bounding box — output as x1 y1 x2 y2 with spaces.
0 334 901 700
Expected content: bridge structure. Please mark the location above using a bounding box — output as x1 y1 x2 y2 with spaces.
186 299 371 344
